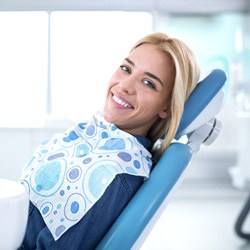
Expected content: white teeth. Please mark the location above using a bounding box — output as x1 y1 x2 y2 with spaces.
113 95 132 108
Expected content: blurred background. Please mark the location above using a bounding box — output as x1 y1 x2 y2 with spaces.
0 0 250 249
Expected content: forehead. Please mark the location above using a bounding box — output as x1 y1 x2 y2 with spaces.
128 44 174 85
129 44 169 64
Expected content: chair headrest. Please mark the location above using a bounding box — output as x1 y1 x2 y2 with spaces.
175 69 227 139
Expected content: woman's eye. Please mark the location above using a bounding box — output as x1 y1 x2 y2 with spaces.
120 65 130 73
143 80 156 90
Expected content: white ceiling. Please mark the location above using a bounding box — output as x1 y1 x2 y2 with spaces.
0 0 249 13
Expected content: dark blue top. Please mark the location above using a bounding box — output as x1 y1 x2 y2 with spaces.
19 135 151 250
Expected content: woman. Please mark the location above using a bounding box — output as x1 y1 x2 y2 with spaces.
19 32 200 249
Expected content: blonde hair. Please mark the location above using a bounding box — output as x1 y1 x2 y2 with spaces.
131 32 200 160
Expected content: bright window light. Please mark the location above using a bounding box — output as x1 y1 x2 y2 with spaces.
50 11 152 122
0 12 48 127
0 11 152 127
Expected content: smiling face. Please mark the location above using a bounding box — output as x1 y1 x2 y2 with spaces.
103 43 175 136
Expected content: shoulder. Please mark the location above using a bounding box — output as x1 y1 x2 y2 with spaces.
114 174 144 198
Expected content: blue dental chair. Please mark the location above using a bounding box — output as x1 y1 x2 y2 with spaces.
96 69 227 250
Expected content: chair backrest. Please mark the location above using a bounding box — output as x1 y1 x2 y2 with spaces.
96 69 227 250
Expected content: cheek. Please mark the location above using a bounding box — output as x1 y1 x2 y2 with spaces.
109 68 121 82
140 92 166 109
105 78 115 96
147 97 169 117
106 76 118 93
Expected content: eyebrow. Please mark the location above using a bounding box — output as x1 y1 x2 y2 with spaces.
125 57 163 86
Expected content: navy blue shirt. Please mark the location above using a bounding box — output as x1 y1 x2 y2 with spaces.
19 135 151 250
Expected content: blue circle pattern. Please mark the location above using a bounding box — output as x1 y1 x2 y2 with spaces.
19 112 152 240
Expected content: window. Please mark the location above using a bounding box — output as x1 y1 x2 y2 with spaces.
50 11 152 121
0 11 153 127
0 12 48 127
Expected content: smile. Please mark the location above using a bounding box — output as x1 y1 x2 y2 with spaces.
112 95 133 108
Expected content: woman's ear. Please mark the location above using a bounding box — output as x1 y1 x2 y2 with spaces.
158 107 169 119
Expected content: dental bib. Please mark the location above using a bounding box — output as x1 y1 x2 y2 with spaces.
19 112 152 240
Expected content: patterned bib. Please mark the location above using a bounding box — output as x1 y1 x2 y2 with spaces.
19 112 152 240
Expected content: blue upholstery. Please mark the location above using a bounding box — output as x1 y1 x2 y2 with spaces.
96 69 227 250
176 69 226 138
96 143 191 250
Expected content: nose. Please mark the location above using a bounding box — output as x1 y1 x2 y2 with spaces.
119 75 136 95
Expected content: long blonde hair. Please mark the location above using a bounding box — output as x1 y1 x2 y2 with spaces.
131 32 200 160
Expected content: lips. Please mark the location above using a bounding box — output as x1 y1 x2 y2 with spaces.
112 94 133 109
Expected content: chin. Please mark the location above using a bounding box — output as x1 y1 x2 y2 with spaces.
103 111 114 123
